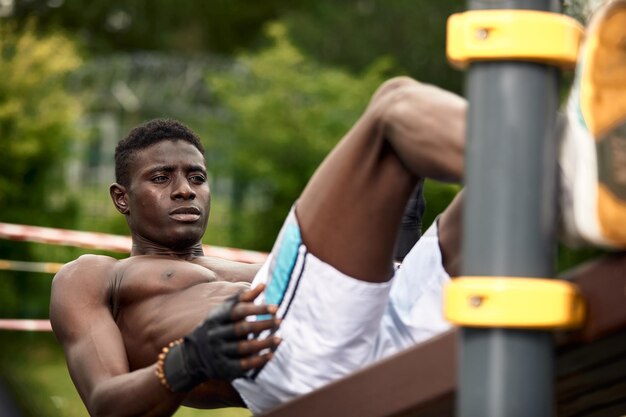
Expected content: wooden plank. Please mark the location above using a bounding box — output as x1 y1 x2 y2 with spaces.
557 331 626 416
558 380 626 417
262 331 457 417
557 328 626 376
581 401 626 417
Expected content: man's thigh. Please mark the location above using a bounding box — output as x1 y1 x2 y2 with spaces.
296 78 466 283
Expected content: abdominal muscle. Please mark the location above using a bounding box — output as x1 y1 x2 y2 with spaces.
110 257 253 407
117 280 250 369
120 281 252 407
111 257 250 362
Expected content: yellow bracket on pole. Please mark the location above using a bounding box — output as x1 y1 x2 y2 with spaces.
445 277 585 329
447 10 584 69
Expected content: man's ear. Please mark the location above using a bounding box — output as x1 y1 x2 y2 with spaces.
110 183 129 214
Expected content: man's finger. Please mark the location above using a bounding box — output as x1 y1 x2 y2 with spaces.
239 284 265 302
240 351 274 371
231 302 277 321
237 336 281 356
234 318 280 337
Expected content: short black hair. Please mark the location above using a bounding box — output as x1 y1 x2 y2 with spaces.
114 118 205 186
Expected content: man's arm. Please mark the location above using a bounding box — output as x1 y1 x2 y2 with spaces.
50 255 278 417
50 255 186 417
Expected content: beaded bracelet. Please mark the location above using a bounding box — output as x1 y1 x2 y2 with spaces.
155 338 183 391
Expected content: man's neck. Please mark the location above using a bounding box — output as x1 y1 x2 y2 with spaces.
130 235 204 260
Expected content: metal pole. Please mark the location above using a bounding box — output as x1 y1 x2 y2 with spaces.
459 1 561 416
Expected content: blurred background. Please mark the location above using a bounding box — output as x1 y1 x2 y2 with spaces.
0 0 601 415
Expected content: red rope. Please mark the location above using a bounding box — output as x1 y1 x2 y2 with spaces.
0 222 267 264
0 319 52 332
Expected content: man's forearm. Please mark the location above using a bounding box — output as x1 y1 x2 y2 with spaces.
87 365 186 417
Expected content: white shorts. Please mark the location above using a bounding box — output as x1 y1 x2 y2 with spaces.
232 208 451 414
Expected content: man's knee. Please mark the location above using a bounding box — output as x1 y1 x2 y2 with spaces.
367 78 435 131
370 76 420 105
378 82 434 134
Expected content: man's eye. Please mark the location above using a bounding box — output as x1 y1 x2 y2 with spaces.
153 176 168 183
190 175 206 183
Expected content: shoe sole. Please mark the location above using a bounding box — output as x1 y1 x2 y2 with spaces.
579 1 626 247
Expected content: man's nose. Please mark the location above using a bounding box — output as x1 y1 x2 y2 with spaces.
171 177 196 200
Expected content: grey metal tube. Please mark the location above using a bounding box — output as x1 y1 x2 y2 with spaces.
459 1 561 416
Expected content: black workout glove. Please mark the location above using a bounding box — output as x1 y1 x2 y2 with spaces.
163 296 245 392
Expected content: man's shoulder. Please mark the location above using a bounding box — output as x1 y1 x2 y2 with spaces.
60 253 119 273
52 254 120 290
50 255 124 342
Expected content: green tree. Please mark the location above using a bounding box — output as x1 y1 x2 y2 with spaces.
0 23 84 316
10 0 314 54
0 22 83 225
205 23 392 250
283 0 465 94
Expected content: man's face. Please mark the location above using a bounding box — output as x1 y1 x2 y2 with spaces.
124 139 210 249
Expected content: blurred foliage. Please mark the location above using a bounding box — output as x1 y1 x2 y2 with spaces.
0 332 250 417
9 0 465 90
0 22 85 318
9 0 313 54
205 23 392 250
0 21 82 226
283 0 465 94
422 181 461 232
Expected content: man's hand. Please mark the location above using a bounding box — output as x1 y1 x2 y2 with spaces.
162 284 280 392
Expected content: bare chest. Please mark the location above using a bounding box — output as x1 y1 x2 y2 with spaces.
111 258 250 369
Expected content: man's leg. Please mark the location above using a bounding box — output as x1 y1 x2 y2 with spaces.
235 86 465 411
394 180 426 263
296 77 466 282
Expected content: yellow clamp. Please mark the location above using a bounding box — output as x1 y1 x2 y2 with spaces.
447 10 584 69
444 277 585 329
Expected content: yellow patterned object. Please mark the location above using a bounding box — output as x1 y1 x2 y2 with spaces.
447 10 584 69
445 277 585 329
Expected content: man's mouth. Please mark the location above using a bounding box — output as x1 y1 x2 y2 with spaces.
169 206 202 222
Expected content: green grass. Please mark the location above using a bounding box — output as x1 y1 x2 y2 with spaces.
0 332 250 417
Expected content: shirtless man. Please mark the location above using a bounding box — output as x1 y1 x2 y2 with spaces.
50 2 626 415
49 79 464 416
